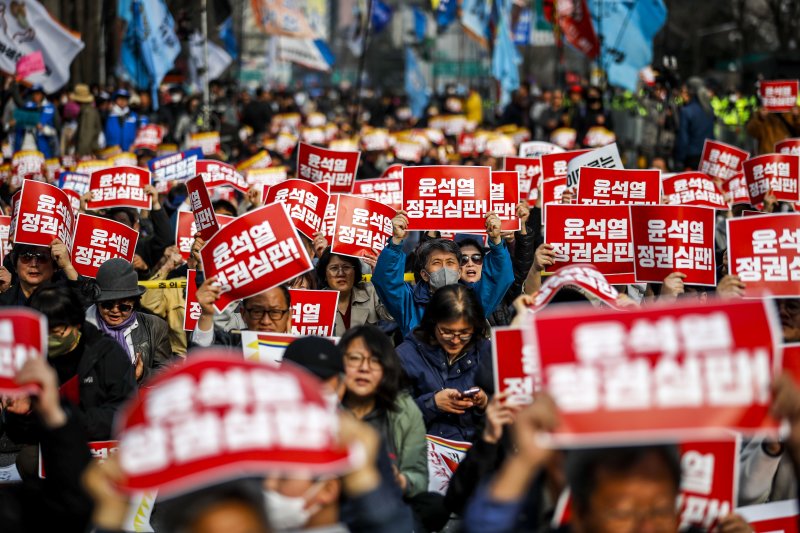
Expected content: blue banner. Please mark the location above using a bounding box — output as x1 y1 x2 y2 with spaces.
589 0 667 92
492 0 520 108
371 0 393 34
405 47 430 119
434 0 457 30
148 148 203 184
118 0 180 94
461 0 493 47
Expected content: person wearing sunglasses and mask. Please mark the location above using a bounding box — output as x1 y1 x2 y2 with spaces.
396 284 492 442
4 284 135 479
84 258 172 383
316 248 392 337
0 240 81 307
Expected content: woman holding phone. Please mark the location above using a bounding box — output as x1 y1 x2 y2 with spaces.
396 284 492 442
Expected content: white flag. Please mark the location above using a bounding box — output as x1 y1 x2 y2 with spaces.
0 0 84 93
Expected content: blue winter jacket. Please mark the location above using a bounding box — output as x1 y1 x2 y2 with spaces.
15 100 58 157
372 238 514 337
104 111 148 151
396 332 493 442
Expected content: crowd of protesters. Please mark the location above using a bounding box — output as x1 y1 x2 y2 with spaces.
0 69 798 533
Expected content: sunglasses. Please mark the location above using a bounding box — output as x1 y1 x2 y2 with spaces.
19 252 52 264
460 253 483 266
99 301 134 313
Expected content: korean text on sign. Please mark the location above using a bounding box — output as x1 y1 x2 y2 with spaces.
678 436 740 531
504 156 541 202
183 269 201 331
402 165 491 232
289 289 339 336
265 179 329 240
200 203 313 312
662 172 728 209
699 140 749 182
296 142 360 194
332 195 395 259
14 180 74 248
0 309 47 395
87 166 152 210
148 148 202 189
630 205 717 286
490 171 521 231
565 143 623 189
532 264 619 311
525 299 781 444
576 167 660 205
352 177 403 211
492 327 540 406
743 153 800 205
71 214 139 278
759 80 799 113
775 138 800 156
115 355 353 495
196 160 248 193
544 204 633 276
540 149 591 181
727 213 800 297
175 211 235 260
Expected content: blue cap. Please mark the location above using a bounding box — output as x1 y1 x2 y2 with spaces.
113 89 130 100
27 84 44 94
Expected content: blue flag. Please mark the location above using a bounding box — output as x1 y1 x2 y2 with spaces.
118 0 180 99
405 47 430 119
589 0 667 92
461 0 493 48
492 0 520 108
412 7 427 42
434 0 457 30
218 16 238 61
371 0 393 34
513 8 532 45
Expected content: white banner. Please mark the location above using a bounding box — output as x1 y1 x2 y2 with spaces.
0 0 84 92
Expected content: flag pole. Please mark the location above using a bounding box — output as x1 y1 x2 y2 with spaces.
201 0 211 131
351 0 375 129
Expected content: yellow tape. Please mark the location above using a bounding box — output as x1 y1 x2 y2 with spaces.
138 273 416 289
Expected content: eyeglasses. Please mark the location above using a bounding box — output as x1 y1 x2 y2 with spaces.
99 301 134 313
19 252 52 264
245 307 289 321
327 265 355 275
460 254 483 266
436 326 474 342
344 353 382 369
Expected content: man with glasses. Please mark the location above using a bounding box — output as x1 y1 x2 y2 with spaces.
191 278 293 347
0 240 81 307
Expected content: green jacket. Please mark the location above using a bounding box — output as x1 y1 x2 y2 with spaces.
387 392 429 497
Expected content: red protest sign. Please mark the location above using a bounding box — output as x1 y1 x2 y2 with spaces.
532 264 620 311
186 176 221 241
759 80 799 113
87 166 152 210
296 142 361 194
0 215 11 263
14 180 74 248
663 172 728 209
196 160 248 194
352 177 403 211
288 289 339 337
544 204 633 277
775 138 800 156
727 213 800 297
726 172 752 206
322 194 339 239
379 164 403 181
630 205 717 286
131 125 165 152
539 149 591 181
504 156 541 203
737 501 800 533
528 299 781 444
699 140 749 182
114 353 356 495
12 150 45 184
265 179 329 240
492 327 539 406
576 167 661 205
490 171 520 231
541 177 572 207
743 154 800 204
183 269 201 331
71 214 139 278
39 440 120 479
200 203 313 312
331 195 394 259
678 435 740 531
175 211 235 260
402 165 491 232
0 309 47 396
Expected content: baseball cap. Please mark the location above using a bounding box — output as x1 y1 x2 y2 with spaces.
282 337 343 380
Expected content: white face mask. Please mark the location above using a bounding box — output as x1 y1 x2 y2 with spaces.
263 483 322 531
